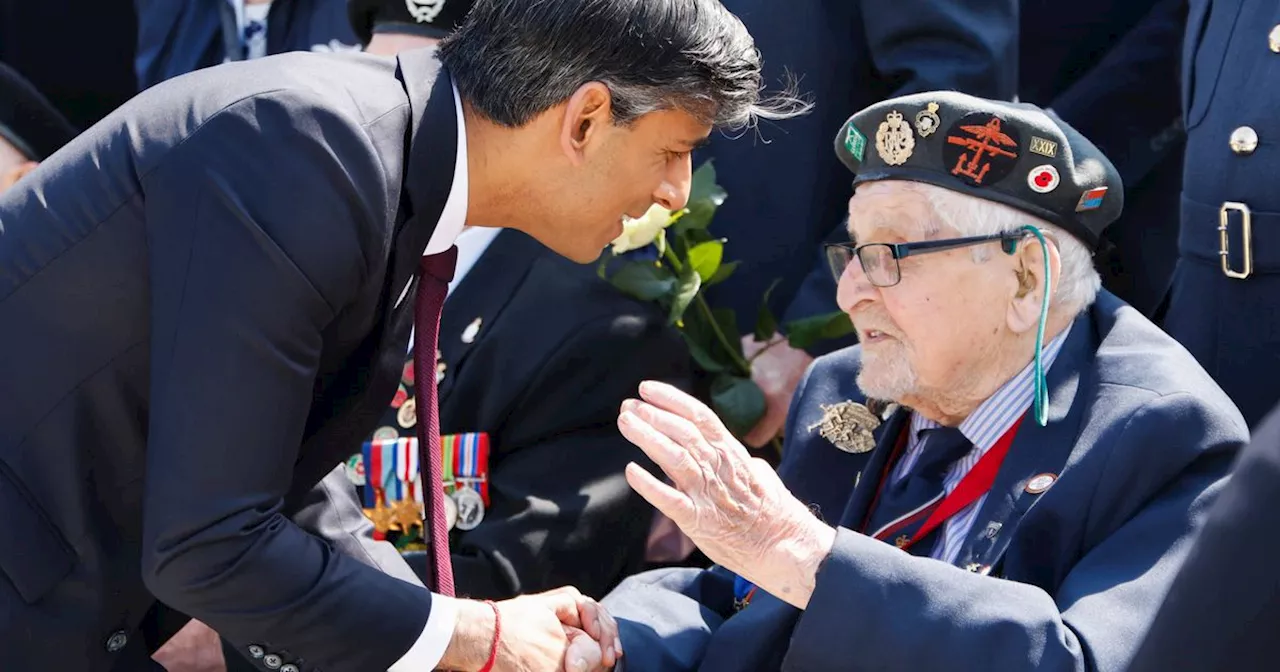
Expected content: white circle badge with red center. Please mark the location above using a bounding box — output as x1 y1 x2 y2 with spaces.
1028 165 1060 194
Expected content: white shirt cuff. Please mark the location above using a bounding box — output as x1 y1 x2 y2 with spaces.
388 593 459 671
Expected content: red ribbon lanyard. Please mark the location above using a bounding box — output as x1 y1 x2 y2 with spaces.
871 415 1025 551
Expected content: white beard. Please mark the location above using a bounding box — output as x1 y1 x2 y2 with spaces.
856 340 919 401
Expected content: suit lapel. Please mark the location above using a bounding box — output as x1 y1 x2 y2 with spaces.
955 315 1096 573
838 407 910 531
437 230 545 402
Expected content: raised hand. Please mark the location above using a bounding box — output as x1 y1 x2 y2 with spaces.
618 381 836 609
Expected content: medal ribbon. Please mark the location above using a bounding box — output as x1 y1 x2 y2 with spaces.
441 434 457 494
397 437 418 502
869 414 1025 551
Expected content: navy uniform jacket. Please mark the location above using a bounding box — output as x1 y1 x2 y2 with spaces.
603 291 1246 672
1126 401 1280 672
0 49 457 671
699 0 1017 348
134 0 360 91
1020 0 1186 317
1162 0 1280 427
381 229 692 600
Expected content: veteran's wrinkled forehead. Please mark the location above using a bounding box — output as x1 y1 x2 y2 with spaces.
833 91 1124 250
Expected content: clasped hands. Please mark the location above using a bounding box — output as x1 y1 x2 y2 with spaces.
618 381 837 610
442 587 621 672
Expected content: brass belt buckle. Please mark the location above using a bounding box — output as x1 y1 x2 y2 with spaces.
1218 201 1253 280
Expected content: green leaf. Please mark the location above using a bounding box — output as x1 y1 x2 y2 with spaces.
710 374 767 437
784 311 855 351
609 262 675 301
668 264 702 325
754 279 782 342
689 160 728 209
680 332 728 373
688 240 724 284
712 307 745 362
654 229 668 259
596 256 609 280
704 260 739 287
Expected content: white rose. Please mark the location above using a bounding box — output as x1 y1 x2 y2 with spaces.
610 204 675 255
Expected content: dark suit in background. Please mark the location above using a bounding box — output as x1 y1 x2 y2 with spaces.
134 0 360 91
1162 0 1280 428
358 229 691 600
702 0 1017 353
1125 402 1280 672
604 293 1245 671
1019 0 1186 317
0 49 458 670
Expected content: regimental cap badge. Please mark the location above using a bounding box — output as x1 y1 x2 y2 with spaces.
808 401 883 454
914 102 941 138
405 0 447 24
875 110 916 166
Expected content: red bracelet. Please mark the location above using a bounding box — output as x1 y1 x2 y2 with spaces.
478 599 501 672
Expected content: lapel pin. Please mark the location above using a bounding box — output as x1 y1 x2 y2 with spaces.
807 401 881 454
1025 472 1057 495
461 317 482 344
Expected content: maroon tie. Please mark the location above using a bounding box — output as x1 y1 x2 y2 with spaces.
413 245 458 595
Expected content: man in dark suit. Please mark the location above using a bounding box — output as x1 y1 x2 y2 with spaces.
603 92 1246 671
699 0 1019 447
0 0 797 669
351 227 691 600
1162 0 1280 428
1125 401 1280 672
1019 0 1186 319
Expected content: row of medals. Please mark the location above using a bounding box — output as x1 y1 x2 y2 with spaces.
364 352 485 535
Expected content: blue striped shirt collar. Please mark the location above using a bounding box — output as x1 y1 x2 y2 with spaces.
908 323 1074 453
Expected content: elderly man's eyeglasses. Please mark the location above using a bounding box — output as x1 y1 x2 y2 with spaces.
824 231 1029 287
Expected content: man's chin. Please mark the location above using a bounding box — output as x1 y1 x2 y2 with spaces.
856 361 917 402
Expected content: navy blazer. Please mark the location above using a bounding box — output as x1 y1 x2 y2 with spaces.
0 49 456 671
603 291 1246 671
699 0 1017 349
1126 402 1280 672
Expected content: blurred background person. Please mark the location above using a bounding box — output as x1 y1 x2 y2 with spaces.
0 62 77 194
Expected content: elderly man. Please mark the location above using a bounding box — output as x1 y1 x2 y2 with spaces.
603 91 1247 671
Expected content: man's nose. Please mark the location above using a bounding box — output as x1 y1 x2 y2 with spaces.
654 156 692 211
836 257 879 314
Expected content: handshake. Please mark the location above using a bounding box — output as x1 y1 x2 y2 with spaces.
439 587 622 672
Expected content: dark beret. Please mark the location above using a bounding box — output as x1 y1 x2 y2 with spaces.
834 91 1123 250
0 62 77 161
348 0 474 44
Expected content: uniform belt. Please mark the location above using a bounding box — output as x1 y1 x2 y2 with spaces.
1180 196 1280 278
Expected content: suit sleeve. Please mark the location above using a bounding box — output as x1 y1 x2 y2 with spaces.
781 0 1019 347
450 310 693 600
139 90 434 670
1046 0 1185 188
785 392 1240 672
1127 403 1280 672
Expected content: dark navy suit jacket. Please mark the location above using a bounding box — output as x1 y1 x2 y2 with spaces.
0 49 456 671
603 291 1246 671
1162 0 1280 428
699 0 1018 348
1126 402 1280 672
134 0 360 91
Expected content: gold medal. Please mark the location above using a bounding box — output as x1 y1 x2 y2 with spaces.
397 397 417 429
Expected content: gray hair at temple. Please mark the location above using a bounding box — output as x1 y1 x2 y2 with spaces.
437 0 809 130
868 181 1102 313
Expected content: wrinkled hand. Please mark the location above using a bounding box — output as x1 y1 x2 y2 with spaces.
741 334 813 448
151 619 226 672
618 381 835 609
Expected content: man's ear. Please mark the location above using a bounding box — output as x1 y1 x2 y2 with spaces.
1007 235 1061 334
558 82 614 166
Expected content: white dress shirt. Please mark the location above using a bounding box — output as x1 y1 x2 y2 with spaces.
387 81 484 672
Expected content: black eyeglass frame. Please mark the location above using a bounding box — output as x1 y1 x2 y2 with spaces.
824 230 1032 287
